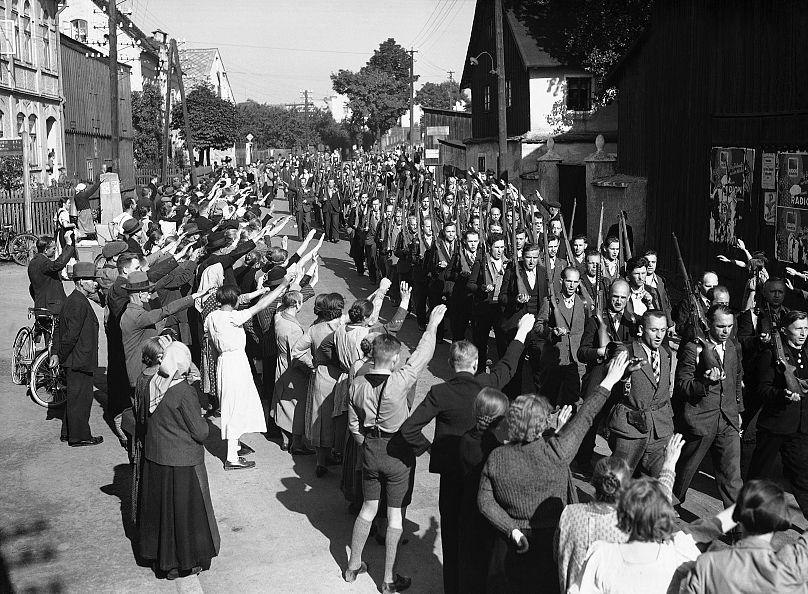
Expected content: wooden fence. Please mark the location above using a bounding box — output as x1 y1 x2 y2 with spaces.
0 187 99 236
134 166 215 188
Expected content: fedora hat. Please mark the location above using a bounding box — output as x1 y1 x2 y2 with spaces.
123 270 154 292
206 231 229 250
263 266 287 288
181 222 202 236
162 186 175 197
71 261 99 280
122 218 142 235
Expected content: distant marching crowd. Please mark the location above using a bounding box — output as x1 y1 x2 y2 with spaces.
24 147 808 593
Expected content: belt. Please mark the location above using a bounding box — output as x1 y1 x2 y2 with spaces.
620 400 668 413
361 426 396 439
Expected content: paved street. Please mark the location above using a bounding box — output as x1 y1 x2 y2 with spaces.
1 196 805 594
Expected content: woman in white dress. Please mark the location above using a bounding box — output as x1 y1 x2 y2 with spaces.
205 277 292 470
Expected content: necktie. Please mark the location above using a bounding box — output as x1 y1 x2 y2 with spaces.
651 349 660 384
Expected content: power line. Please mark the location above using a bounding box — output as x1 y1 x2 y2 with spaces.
421 0 464 54
415 0 458 51
183 40 369 55
410 0 450 47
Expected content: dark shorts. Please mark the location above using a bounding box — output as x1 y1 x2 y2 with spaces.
361 435 413 507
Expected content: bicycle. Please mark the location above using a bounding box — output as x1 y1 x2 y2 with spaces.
0 224 38 266
11 307 66 407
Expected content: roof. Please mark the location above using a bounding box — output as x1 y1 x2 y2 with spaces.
505 10 561 70
461 1 563 89
179 48 219 82
602 29 650 87
420 106 472 118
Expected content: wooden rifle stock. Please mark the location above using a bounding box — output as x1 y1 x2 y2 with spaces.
594 262 611 349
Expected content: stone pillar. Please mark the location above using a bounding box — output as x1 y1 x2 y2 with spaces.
536 137 562 204
585 134 618 244
245 133 254 165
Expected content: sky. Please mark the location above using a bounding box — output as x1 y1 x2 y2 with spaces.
133 0 477 107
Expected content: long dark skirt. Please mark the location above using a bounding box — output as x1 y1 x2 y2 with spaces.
138 460 220 573
486 527 559 594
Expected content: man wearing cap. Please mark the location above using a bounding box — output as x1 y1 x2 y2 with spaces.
96 241 129 294
28 231 76 315
121 218 144 256
120 271 202 388
52 262 103 447
73 179 101 239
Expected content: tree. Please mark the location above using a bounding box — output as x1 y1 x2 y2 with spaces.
331 38 417 147
132 80 163 168
415 80 465 110
0 155 23 193
235 101 352 152
508 0 653 96
171 82 239 166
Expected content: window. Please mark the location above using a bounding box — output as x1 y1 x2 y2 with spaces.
0 110 4 138
16 111 23 136
566 76 592 111
505 79 512 108
85 158 94 181
40 23 49 69
70 19 87 43
28 113 37 165
478 154 486 172
483 84 491 112
11 0 19 58
21 1 30 64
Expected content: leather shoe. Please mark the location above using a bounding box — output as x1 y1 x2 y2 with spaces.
69 436 104 447
224 457 255 471
237 443 254 456
343 561 368 583
382 574 412 593
60 436 69 443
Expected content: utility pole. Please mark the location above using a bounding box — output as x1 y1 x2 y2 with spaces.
160 39 174 185
447 70 454 82
494 0 508 179
108 0 120 176
172 39 197 186
300 89 313 150
408 48 417 151
447 70 455 109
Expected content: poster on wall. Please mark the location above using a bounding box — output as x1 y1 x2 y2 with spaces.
764 191 777 225
775 152 808 264
762 152 776 190
708 147 755 245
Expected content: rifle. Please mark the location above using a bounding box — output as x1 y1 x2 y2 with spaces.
769 302 808 398
593 261 611 349
569 197 577 237
619 211 633 260
672 232 722 370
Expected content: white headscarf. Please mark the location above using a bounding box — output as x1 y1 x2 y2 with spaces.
149 341 192 413
195 263 224 311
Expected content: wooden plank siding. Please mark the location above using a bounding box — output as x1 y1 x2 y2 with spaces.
0 187 98 236
613 0 808 275
60 35 135 197
464 2 530 140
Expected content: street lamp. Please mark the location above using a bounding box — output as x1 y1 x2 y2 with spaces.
469 52 498 76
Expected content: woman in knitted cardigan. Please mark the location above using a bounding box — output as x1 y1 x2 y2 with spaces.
478 350 633 594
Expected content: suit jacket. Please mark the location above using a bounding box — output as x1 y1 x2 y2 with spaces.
144 381 208 466
320 187 341 212
577 311 638 365
28 245 75 314
498 263 549 331
579 274 607 315
674 339 743 434
624 288 658 327
467 254 508 306
607 340 674 440
545 257 567 293
646 273 673 326
756 346 808 435
399 338 525 477
426 238 458 295
57 289 99 372
448 247 481 302
546 294 587 367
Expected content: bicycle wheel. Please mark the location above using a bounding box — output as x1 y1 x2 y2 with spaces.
10 233 37 266
29 351 67 408
11 327 34 385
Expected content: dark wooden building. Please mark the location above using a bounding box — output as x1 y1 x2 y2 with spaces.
421 107 472 185
60 34 135 196
608 0 808 275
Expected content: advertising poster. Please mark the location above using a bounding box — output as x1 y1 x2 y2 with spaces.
762 152 776 189
775 152 808 264
708 147 755 245
764 191 777 225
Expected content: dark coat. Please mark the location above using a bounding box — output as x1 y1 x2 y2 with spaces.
498 263 549 332
57 289 99 372
144 381 209 467
320 187 341 212
674 339 744 434
607 340 674 440
756 346 808 435
27 245 75 314
399 338 525 477
577 311 638 366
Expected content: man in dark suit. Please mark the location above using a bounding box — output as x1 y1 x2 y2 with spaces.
447 228 481 342
399 313 534 594
121 218 144 256
426 220 458 339
643 249 675 332
747 310 808 519
498 242 549 396
673 304 743 507
28 233 75 315
608 310 674 477
319 178 341 242
468 232 508 369
52 262 103 446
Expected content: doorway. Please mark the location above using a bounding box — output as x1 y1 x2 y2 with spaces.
557 164 587 237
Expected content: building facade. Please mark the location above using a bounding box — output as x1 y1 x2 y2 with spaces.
0 0 63 185
58 0 159 92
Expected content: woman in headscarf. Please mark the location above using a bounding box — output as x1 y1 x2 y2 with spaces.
138 342 219 580
205 277 293 470
196 263 225 412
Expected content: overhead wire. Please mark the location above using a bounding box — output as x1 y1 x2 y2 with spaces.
409 0 450 47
